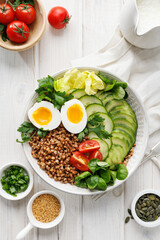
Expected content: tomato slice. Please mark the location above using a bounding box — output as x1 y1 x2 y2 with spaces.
79 140 100 153
70 151 89 171
89 150 103 161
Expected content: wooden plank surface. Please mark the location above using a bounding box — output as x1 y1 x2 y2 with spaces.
0 0 160 240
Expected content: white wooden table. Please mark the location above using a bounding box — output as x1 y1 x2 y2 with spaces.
0 0 160 239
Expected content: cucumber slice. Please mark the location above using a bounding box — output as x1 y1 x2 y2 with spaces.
91 138 109 160
105 99 129 112
110 105 136 120
103 95 114 105
98 92 112 100
112 129 134 147
111 111 137 123
79 95 102 107
113 118 137 132
72 89 86 99
114 124 136 138
106 144 124 164
88 132 112 149
112 137 129 156
112 132 130 148
112 115 137 128
88 112 113 134
96 91 103 97
86 103 107 117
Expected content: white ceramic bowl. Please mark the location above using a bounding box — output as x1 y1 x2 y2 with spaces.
16 190 65 240
21 67 148 195
0 162 33 200
131 189 160 228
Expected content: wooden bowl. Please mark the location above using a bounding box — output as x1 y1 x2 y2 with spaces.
0 0 46 51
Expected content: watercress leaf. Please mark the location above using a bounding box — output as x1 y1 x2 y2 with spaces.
88 158 100 174
75 171 91 182
96 177 107 190
97 162 110 168
78 131 85 142
113 86 125 100
75 179 87 188
37 129 48 138
109 170 117 185
97 73 111 84
115 82 127 89
54 93 65 106
0 23 4 32
99 169 111 183
109 164 118 171
116 164 128 180
86 175 99 189
88 125 111 140
104 80 116 92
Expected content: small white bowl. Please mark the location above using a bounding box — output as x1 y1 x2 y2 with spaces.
16 190 65 240
0 162 33 201
131 189 160 228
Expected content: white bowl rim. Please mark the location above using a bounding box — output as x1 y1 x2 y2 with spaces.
27 190 65 229
131 189 160 228
0 162 33 200
21 66 149 195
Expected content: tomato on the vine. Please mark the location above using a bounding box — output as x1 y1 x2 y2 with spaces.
6 21 30 43
16 4 36 25
0 4 15 25
48 6 71 29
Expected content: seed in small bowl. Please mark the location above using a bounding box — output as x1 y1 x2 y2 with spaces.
32 194 61 223
131 190 160 228
135 194 160 222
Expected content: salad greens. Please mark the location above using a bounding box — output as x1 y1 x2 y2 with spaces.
1 165 30 196
78 113 112 142
97 73 128 100
54 68 105 95
16 121 48 143
75 158 128 191
35 75 73 110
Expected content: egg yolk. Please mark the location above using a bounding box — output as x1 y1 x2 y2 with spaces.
32 107 52 125
67 104 84 124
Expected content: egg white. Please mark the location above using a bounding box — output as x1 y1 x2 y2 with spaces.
28 101 61 130
61 99 87 134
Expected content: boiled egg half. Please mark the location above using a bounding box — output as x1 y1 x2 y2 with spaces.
28 101 61 130
61 99 87 134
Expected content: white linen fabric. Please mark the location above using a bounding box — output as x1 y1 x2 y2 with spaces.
71 26 160 163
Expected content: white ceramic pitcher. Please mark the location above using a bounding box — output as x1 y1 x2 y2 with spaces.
120 0 160 49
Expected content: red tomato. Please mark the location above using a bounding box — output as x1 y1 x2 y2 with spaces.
89 150 103 161
0 4 15 25
48 6 71 29
70 151 89 171
7 21 30 43
16 4 36 25
79 140 100 153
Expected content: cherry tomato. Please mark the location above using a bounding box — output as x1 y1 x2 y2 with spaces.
79 140 100 153
70 151 89 171
16 4 36 25
89 150 103 161
0 4 15 25
7 21 30 43
48 6 71 29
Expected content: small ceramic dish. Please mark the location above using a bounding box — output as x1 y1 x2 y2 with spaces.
0 162 33 200
131 189 160 228
0 0 46 51
16 190 65 240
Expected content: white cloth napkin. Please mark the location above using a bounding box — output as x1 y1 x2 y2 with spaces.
71 26 160 162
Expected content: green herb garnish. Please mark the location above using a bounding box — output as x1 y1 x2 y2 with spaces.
1 165 30 197
16 121 48 143
35 75 73 110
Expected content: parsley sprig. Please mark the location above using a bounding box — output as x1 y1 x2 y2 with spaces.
78 113 112 142
35 75 73 110
16 121 48 143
